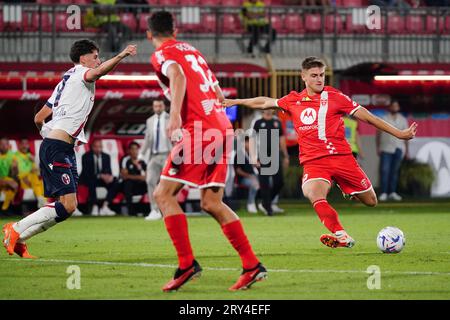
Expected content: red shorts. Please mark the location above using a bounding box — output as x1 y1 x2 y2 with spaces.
160 131 232 189
302 154 373 195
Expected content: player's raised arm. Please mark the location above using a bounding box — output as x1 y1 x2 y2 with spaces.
84 44 137 82
34 105 53 131
222 97 279 110
164 62 186 141
353 107 418 140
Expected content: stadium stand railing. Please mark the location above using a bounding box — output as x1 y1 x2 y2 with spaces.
1 3 450 68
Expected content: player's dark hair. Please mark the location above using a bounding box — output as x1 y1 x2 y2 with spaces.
301 56 326 71
70 39 99 63
148 11 174 37
128 141 140 149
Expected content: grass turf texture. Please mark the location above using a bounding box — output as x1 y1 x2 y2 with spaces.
1 201 449 300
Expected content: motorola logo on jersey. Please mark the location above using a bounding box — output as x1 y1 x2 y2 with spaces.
300 108 317 125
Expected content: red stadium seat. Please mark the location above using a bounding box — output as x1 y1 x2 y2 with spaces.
335 0 364 6
221 0 242 7
305 14 322 33
201 13 217 33
222 13 243 33
270 15 283 34
139 13 151 32
158 0 179 5
36 0 53 4
387 14 405 34
426 15 440 34
59 0 92 4
200 0 219 5
120 13 138 32
55 13 70 32
0 12 3 32
285 13 304 34
179 0 199 5
31 12 51 32
345 13 366 33
325 14 344 33
406 15 424 34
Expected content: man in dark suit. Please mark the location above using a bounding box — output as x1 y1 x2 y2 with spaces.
80 139 119 216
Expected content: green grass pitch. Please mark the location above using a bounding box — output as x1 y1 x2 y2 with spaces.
0 201 449 300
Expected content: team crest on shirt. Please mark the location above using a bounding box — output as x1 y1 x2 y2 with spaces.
361 178 368 188
61 173 71 185
300 108 317 125
168 168 179 176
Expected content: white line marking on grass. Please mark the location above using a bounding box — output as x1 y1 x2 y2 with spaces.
3 258 450 276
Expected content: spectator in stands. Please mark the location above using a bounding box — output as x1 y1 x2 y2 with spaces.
15 138 46 208
343 116 364 160
252 110 289 216
0 137 18 214
84 0 132 54
241 0 277 56
139 99 171 221
376 100 409 202
120 141 147 216
80 139 119 216
424 0 450 6
235 136 260 214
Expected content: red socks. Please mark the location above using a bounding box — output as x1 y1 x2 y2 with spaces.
164 214 194 270
312 199 344 233
164 215 259 271
222 220 259 270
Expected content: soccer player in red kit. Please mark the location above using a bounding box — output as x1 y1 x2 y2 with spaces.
147 11 266 292
223 57 417 248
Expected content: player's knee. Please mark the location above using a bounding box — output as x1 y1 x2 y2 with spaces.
153 187 165 206
365 196 378 207
200 199 218 214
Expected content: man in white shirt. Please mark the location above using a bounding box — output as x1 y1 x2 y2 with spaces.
376 100 409 201
2 39 136 259
140 99 171 221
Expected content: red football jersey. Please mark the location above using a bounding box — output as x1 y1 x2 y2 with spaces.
151 39 232 133
276 86 363 164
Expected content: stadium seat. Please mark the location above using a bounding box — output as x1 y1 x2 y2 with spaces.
139 13 151 32
387 14 405 34
31 12 51 32
158 0 179 5
120 13 138 33
345 13 366 33
179 0 199 4
305 14 322 33
406 15 425 34
201 13 217 33
284 13 304 34
36 0 53 4
325 14 344 34
270 15 283 34
0 12 3 32
200 0 219 5
55 13 70 32
221 13 243 34
335 0 364 6
426 15 440 34
221 0 242 7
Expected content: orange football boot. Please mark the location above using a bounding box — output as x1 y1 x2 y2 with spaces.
229 263 267 291
320 233 355 248
2 222 20 255
14 242 37 259
162 260 202 292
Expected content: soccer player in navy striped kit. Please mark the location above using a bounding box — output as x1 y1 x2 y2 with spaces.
2 40 136 258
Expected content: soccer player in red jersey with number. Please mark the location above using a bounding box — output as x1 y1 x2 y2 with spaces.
147 11 267 292
223 57 417 249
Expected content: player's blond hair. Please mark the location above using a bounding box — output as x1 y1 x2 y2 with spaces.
301 57 326 71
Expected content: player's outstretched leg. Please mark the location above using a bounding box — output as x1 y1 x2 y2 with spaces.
200 187 267 291
154 180 201 292
303 180 355 248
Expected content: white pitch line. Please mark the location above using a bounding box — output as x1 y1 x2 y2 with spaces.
2 258 450 276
